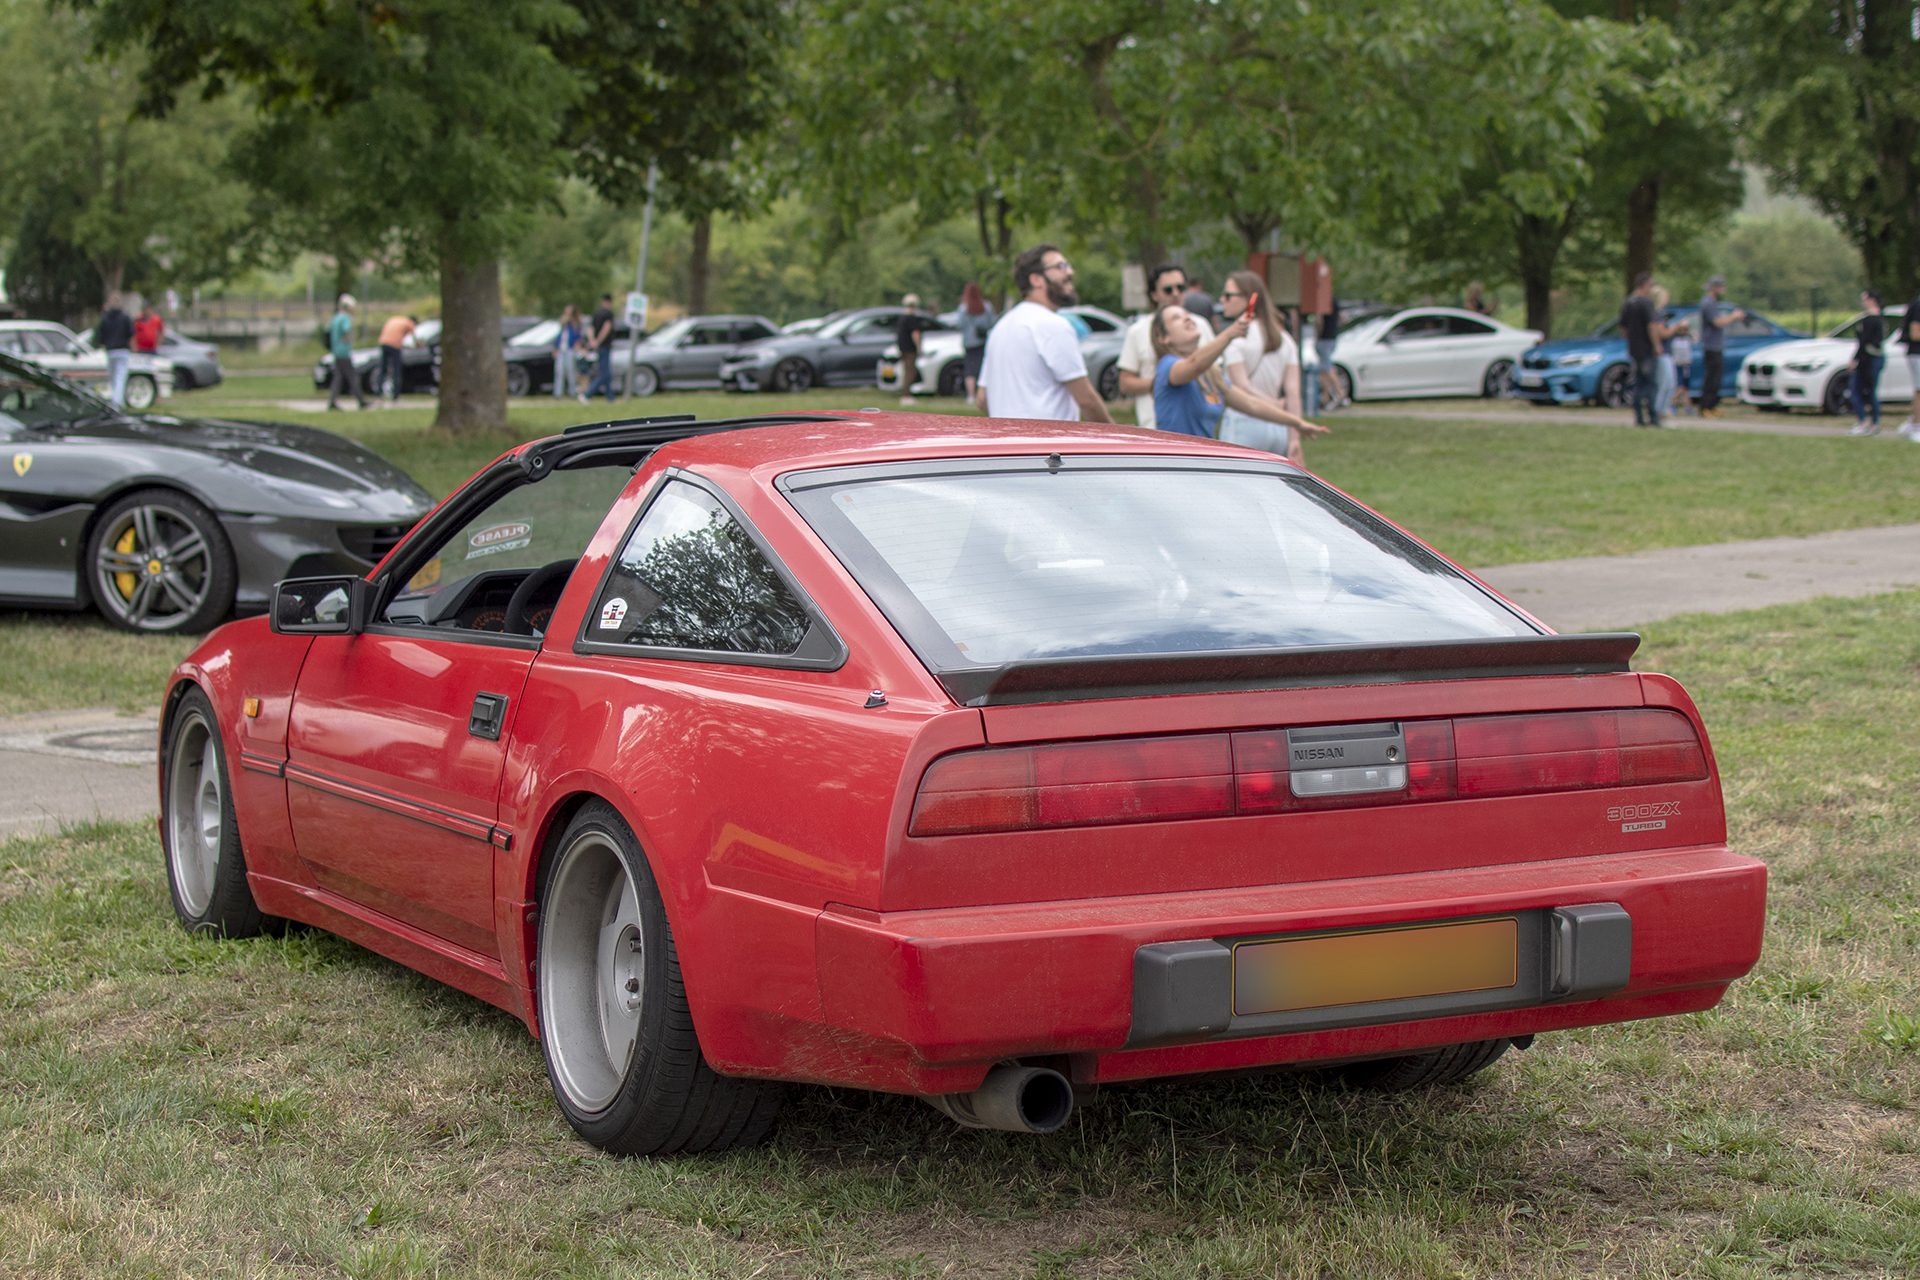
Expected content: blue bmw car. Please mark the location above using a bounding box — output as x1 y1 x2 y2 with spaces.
1515 306 1805 408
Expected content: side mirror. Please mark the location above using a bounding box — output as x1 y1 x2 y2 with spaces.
272 575 372 634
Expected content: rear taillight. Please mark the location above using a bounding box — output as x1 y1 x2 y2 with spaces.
908 709 1707 836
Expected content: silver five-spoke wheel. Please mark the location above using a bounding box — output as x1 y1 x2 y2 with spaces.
542 828 644 1114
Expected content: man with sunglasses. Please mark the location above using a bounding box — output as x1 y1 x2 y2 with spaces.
1116 265 1191 429
978 243 1113 422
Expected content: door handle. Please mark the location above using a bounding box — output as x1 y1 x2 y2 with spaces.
469 693 508 740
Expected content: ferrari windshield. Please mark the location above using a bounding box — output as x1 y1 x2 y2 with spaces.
0 353 111 428
789 460 1535 668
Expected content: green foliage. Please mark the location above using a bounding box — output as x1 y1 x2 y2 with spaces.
506 182 630 317
1711 211 1868 315
1866 1011 1920 1053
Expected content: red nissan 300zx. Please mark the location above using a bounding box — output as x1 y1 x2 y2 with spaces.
159 412 1765 1153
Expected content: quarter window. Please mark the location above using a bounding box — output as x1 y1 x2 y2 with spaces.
590 481 810 655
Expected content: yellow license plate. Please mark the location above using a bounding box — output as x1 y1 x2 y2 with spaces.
1231 917 1518 1016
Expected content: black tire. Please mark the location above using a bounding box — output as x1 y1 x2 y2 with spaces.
505 364 531 397
162 688 274 936
937 361 967 398
86 487 237 634
124 374 157 411
1597 363 1632 409
1096 360 1122 402
627 364 660 397
1341 1038 1512 1092
173 367 195 392
1822 371 1851 417
1482 358 1515 398
771 358 813 394
537 800 784 1155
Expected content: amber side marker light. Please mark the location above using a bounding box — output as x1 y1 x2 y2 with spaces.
908 709 1707 836
243 697 262 718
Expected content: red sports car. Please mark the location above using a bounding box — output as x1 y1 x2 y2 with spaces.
158 412 1765 1153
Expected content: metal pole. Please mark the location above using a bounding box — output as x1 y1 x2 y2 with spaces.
621 162 658 402
1810 286 1819 337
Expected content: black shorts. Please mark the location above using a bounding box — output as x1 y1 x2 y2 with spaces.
963 346 985 379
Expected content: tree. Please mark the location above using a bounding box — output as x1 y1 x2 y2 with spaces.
1702 0 1920 299
80 0 790 431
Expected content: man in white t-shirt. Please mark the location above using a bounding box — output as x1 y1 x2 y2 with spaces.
1116 265 1191 428
978 243 1114 422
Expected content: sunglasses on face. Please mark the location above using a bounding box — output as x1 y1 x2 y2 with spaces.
1043 259 1073 275
1157 282 1186 295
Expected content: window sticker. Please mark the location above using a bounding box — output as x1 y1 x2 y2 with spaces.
466 521 532 560
599 596 629 629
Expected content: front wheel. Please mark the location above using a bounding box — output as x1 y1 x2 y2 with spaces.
627 364 660 397
505 364 531 397
1597 363 1632 409
538 801 784 1154
125 374 157 410
87 487 236 634
1482 359 1515 398
937 361 967 398
1096 360 1122 402
1326 364 1354 405
771 358 813 394
1822 371 1851 416
163 688 274 936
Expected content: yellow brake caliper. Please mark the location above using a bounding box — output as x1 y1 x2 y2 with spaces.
114 526 138 600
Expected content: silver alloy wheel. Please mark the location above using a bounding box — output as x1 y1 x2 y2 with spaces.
125 374 157 410
1483 358 1515 398
628 365 659 397
165 708 222 917
93 501 213 631
773 358 812 393
505 364 531 397
541 830 645 1114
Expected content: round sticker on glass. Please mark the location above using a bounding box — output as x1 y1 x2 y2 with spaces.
599 597 629 629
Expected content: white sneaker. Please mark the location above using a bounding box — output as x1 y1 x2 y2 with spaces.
1897 420 1919 439
1847 422 1881 437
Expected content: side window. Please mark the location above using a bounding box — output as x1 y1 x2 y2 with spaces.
589 480 811 656
851 315 896 340
736 322 775 342
1725 316 1775 338
1387 316 1446 342
1446 316 1496 336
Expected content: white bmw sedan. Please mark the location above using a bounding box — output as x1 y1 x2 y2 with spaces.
1311 307 1543 402
1740 307 1911 415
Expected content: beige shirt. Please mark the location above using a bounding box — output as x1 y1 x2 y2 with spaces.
1119 316 1160 429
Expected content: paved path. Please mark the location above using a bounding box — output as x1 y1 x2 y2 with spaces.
1477 523 1920 632
1339 404 1914 439
3 525 1916 838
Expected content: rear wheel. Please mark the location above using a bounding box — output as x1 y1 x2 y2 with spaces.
627 364 660 397
87 488 236 634
1327 364 1354 405
1096 360 1122 402
125 374 157 410
1341 1038 1512 1091
1482 358 1515 398
505 364 531 397
162 688 273 936
537 800 784 1154
1597 363 1633 409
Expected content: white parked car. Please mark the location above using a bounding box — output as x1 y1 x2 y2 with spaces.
1740 307 1912 415
0 319 172 409
1309 307 1543 402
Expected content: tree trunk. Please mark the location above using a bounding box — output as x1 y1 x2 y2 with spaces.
331 252 356 304
688 214 712 316
1517 206 1577 338
434 252 507 433
1624 177 1658 290
977 192 1016 310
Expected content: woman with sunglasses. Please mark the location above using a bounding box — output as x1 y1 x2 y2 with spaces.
1217 270 1310 464
1149 304 1327 449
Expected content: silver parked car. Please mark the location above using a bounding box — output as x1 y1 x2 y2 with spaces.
79 325 223 390
0 319 172 409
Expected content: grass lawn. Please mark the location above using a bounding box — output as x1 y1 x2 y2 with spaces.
3 593 1917 1276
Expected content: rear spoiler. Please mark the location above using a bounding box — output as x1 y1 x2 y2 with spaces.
936 633 1641 707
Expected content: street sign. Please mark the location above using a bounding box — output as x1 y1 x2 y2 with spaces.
625 292 648 328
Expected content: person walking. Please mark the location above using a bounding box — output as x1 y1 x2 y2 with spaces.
956 282 994 403
1149 303 1326 447
376 313 416 401
1218 270 1311 465
1621 273 1660 428
553 305 582 399
1315 300 1345 411
977 243 1113 422
95 293 135 407
1897 295 1920 440
1696 275 1747 418
133 300 164 354
894 294 937 405
583 293 616 403
325 294 367 411
1846 289 1887 437
1117 265 1191 429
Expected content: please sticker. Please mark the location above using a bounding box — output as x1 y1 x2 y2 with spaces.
466 521 532 560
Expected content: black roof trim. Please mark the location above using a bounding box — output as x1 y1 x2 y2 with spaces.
938 633 1642 707
522 412 860 478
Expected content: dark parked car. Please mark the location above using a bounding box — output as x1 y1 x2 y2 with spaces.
2 351 432 633
1516 306 1804 408
504 314 783 397
719 307 911 392
314 316 543 397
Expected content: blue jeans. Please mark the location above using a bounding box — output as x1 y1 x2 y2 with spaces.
1632 355 1660 425
1851 356 1882 425
1655 355 1676 419
379 345 404 399
106 349 130 406
552 343 573 397
586 346 613 401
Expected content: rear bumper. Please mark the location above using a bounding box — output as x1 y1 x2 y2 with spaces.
813 845 1763 1089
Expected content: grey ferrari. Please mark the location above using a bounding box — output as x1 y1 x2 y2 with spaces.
0 351 433 634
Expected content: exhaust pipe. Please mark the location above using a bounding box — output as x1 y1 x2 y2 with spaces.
925 1065 1075 1133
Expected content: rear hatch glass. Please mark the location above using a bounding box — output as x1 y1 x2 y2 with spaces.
784 457 1537 682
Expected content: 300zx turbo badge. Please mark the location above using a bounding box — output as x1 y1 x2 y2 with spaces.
466 521 532 559
1610 800 1679 833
